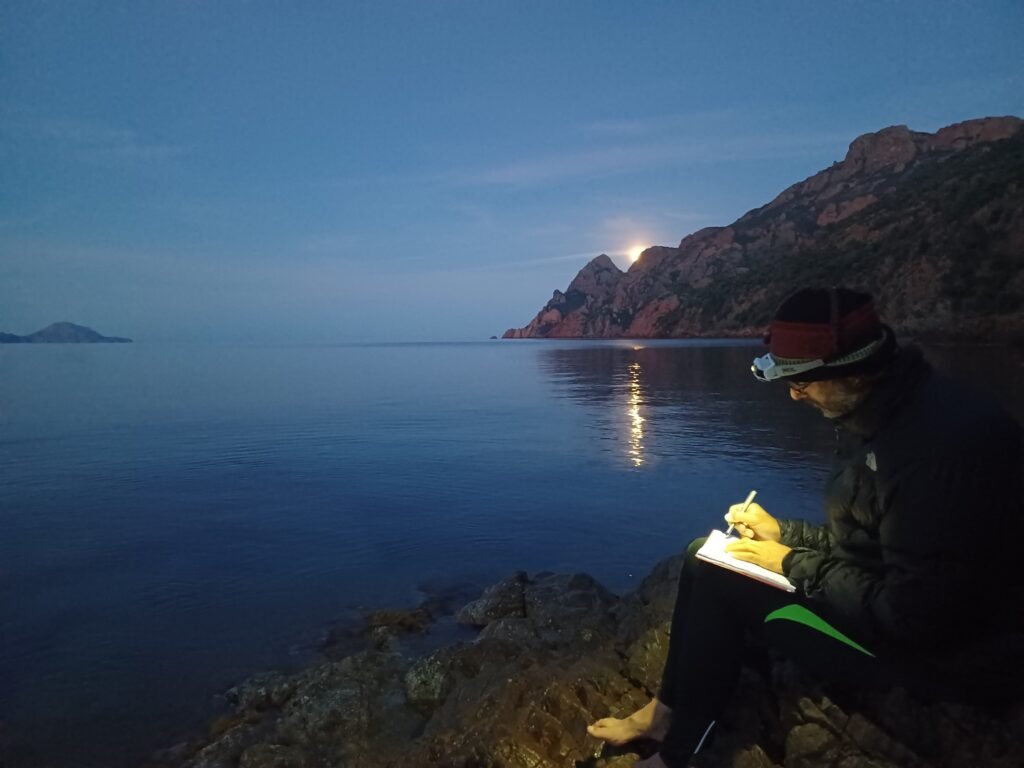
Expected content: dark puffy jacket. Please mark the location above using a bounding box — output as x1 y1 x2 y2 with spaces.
779 346 1024 656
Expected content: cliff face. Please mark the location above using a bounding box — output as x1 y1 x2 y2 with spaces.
503 116 1024 340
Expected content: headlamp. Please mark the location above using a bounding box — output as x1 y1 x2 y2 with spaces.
751 353 826 382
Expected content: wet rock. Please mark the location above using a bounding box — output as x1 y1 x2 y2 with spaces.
524 572 618 648
478 616 541 645
237 743 304 768
153 555 1024 768
273 652 411 752
416 579 484 618
631 553 685 610
225 672 297 712
366 607 431 634
165 652 420 768
621 626 671 694
404 644 465 714
184 721 257 768
456 570 527 626
322 605 435 657
402 654 648 768
613 553 684 649
318 622 370 660
721 744 779 768
784 722 843 767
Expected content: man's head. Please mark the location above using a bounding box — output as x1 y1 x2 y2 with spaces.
751 288 897 418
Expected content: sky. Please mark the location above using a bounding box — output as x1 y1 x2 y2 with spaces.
1 1 1022 342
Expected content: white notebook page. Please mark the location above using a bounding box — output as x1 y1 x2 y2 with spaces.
696 529 796 593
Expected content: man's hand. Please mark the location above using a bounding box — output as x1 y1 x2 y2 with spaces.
724 539 792 574
725 502 781 542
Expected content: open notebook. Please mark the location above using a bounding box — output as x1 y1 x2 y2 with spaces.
696 530 796 592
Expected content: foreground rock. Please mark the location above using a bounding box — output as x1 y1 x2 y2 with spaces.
149 555 1024 768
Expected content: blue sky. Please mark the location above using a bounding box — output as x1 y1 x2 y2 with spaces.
1 1 1021 342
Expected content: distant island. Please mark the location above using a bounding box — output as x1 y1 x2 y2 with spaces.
504 116 1024 341
0 322 133 344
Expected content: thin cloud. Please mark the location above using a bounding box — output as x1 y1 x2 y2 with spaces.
659 209 714 224
84 143 188 163
577 118 660 138
302 233 363 254
8 114 189 165
451 131 853 188
577 108 742 138
453 144 679 186
0 214 46 232
597 210 711 250
299 233 428 265
522 251 611 265
429 251 611 275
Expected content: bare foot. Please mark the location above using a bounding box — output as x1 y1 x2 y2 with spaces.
586 698 672 746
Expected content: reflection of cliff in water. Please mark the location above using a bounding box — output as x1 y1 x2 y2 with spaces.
536 341 835 469
536 341 1024 473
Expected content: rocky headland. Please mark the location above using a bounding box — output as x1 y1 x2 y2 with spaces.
0 322 132 343
504 116 1024 341
148 555 1024 768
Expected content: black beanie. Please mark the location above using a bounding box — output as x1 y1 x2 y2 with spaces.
754 288 897 382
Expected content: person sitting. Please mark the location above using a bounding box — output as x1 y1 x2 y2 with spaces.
587 287 1024 768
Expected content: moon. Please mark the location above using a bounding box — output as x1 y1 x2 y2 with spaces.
628 245 645 263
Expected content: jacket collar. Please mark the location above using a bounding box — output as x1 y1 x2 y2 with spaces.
836 345 930 439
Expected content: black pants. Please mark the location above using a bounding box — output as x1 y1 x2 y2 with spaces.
656 538 879 766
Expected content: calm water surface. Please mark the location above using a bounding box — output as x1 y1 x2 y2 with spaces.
0 340 1019 766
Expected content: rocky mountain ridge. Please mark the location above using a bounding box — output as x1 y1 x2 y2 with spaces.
504 116 1024 340
0 321 132 343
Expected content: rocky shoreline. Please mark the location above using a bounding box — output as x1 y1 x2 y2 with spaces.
147 554 1024 768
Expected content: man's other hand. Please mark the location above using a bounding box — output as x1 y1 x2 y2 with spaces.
724 539 792 574
725 502 782 542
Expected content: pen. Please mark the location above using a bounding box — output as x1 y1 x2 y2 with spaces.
725 490 757 537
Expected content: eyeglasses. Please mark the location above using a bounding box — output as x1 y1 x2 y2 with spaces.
788 380 812 392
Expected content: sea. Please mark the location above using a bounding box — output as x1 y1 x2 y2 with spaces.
0 339 1020 767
